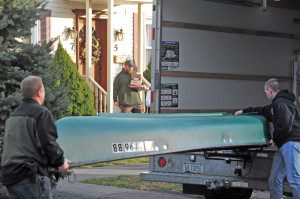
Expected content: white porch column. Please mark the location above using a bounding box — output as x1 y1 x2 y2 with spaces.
137 3 144 74
107 0 114 113
85 0 93 81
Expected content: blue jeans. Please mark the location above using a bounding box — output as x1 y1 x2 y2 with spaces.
268 141 300 199
6 176 52 199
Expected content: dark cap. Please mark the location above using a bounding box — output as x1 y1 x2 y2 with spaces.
124 59 134 67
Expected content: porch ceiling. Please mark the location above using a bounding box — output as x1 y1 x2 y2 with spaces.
69 0 152 5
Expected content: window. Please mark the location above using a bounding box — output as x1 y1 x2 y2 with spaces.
144 23 152 70
31 10 51 44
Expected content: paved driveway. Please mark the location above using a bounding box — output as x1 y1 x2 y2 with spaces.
53 164 199 199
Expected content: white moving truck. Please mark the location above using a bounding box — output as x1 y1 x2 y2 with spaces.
141 0 300 198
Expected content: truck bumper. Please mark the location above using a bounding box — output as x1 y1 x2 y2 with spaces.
140 171 291 192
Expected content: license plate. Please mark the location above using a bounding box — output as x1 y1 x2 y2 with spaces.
231 181 249 188
183 162 204 173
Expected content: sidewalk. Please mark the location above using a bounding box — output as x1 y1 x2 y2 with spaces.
53 164 200 199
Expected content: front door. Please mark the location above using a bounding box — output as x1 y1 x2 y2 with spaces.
76 17 107 90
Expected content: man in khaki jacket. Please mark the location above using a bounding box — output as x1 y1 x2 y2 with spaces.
113 59 148 113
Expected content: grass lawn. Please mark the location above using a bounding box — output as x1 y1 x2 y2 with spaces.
83 175 182 192
80 157 149 169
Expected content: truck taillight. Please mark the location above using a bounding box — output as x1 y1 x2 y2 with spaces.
189 155 196 162
168 158 175 168
158 157 166 167
152 28 156 40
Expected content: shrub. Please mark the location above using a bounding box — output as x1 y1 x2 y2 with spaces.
143 58 151 83
50 42 96 118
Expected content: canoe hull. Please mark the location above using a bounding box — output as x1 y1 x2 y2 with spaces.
56 114 270 166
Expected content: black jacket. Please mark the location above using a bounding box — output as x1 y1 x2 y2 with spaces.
243 90 300 148
1 98 64 186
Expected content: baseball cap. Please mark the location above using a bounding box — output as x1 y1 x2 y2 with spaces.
124 59 134 67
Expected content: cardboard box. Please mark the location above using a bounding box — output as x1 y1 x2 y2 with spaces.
130 73 142 86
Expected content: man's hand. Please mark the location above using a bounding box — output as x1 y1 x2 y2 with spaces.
114 102 119 107
269 139 276 147
134 85 149 91
138 84 149 91
235 110 243 115
142 84 149 91
59 159 70 171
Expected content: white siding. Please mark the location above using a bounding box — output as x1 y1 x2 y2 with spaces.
46 0 106 61
112 5 135 80
47 0 106 18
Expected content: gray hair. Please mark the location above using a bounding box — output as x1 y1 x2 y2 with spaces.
264 78 281 92
20 76 43 98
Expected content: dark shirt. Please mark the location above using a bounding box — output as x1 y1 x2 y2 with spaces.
243 90 300 148
1 98 64 186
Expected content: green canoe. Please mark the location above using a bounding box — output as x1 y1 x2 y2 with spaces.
56 114 271 166
98 112 228 117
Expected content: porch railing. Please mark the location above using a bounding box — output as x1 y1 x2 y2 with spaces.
141 77 151 113
141 76 151 88
88 77 107 114
87 76 150 114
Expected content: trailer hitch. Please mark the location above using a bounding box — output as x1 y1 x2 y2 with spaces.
206 179 231 189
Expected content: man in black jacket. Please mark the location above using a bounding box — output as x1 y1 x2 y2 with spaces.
1 76 69 199
235 78 300 199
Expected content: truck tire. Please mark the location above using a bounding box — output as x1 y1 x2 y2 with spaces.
283 192 293 197
182 184 253 199
182 184 209 195
207 188 253 199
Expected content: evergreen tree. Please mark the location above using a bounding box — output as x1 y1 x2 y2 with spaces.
143 58 151 83
51 42 96 117
0 0 95 154
0 0 50 132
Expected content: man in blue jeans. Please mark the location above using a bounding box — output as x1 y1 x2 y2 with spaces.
235 78 300 199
